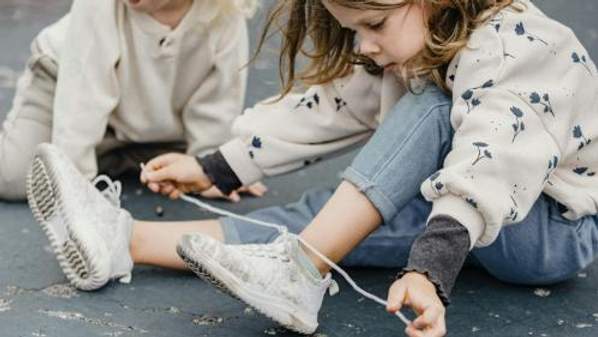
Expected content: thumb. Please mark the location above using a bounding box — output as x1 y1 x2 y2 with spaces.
387 282 408 313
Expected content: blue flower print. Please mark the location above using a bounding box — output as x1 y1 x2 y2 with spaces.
573 166 596 177
251 136 262 149
544 155 559 183
334 97 347 111
461 80 494 114
296 93 320 109
573 125 592 150
510 106 525 143
515 22 548 46
472 142 493 166
466 197 478 209
572 52 593 75
428 172 445 195
529 92 554 117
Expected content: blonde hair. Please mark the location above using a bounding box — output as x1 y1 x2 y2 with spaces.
219 0 260 18
255 0 518 96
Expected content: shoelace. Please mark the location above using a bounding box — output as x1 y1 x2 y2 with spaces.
92 175 122 208
178 193 411 326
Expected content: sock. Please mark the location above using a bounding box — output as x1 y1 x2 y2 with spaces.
292 238 323 280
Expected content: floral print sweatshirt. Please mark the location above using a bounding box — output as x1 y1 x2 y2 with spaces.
215 0 597 248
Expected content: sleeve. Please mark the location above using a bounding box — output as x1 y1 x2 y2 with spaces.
51 0 121 179
219 67 383 186
420 23 561 248
182 15 249 157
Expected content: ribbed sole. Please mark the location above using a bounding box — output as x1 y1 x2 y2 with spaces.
26 151 108 291
176 239 316 335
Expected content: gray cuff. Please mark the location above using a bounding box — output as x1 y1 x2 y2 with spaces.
399 216 470 305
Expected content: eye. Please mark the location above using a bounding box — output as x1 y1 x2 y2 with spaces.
367 18 386 31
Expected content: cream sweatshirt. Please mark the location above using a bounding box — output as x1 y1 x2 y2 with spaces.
217 0 598 248
34 0 252 178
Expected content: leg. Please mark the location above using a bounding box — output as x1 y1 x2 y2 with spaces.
303 85 453 272
0 47 56 200
473 194 598 285
131 219 224 270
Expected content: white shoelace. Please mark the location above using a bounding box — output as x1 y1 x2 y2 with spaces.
178 193 411 326
92 175 122 208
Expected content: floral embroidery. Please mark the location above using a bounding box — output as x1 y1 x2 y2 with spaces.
296 93 320 109
573 125 591 150
515 22 548 46
510 106 525 143
472 142 493 166
529 92 554 117
544 155 559 183
461 80 494 114
334 97 347 111
572 52 593 75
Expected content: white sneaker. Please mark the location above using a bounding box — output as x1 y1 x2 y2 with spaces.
177 233 335 334
26 143 134 291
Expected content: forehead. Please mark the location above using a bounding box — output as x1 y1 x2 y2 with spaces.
322 1 388 27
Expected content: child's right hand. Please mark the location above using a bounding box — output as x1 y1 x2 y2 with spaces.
140 153 212 198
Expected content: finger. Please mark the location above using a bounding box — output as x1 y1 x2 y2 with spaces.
405 325 425 337
413 306 441 330
147 182 161 193
145 166 177 183
429 320 447 337
228 191 241 203
248 183 268 196
145 153 178 171
169 189 181 200
161 183 176 196
387 282 407 313
200 186 225 199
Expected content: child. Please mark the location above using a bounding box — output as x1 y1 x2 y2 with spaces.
27 0 598 336
0 0 264 201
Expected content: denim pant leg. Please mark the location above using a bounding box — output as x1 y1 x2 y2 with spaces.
340 85 453 266
472 194 598 285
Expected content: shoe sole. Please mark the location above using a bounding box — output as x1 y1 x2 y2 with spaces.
177 239 317 334
26 150 109 291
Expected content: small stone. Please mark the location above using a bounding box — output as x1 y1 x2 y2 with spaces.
264 328 277 335
557 319 565 326
472 326 480 333
192 315 223 326
592 313 598 319
155 205 164 217
534 288 551 297
135 189 143 196
528 332 534 336
243 307 254 315
578 272 588 278
575 323 592 329
168 306 180 314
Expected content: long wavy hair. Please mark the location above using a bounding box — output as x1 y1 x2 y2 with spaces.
255 0 518 96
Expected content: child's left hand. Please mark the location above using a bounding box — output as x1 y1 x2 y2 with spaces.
387 272 447 337
199 182 268 203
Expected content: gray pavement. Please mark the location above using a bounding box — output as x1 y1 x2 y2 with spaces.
1 1 598 336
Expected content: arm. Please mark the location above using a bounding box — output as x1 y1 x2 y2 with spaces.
182 15 249 158
51 0 120 179
420 21 561 248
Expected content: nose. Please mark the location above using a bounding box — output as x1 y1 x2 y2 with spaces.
358 34 381 59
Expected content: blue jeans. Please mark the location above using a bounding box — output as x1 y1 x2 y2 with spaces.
221 85 598 286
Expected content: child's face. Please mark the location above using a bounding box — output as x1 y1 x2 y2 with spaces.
123 0 182 14
322 1 427 72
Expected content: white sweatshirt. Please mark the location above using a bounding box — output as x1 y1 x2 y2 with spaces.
218 0 598 248
34 0 252 178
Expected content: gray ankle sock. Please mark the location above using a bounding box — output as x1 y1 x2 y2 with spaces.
292 239 323 280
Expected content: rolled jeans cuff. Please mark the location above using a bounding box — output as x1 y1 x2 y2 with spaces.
342 167 399 224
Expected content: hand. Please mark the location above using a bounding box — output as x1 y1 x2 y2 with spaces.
387 272 446 337
199 182 269 203
140 153 212 198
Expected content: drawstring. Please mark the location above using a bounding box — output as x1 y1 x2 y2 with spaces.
178 193 411 326
92 175 122 208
